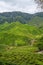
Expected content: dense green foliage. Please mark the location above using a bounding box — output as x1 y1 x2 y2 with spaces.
0 12 43 65
0 22 43 65
0 46 43 65
0 22 43 46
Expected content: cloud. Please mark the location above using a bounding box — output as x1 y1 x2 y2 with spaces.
0 0 42 13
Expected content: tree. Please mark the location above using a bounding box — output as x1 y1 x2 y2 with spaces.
34 0 43 9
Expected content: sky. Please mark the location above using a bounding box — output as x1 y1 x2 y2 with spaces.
0 0 43 14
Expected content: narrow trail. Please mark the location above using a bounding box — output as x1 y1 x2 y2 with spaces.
37 51 43 54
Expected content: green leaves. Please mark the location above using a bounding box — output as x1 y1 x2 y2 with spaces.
0 21 43 65
0 46 43 65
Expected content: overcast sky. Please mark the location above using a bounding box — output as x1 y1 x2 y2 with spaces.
0 0 43 14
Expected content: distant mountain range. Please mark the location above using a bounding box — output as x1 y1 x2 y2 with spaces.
0 11 43 26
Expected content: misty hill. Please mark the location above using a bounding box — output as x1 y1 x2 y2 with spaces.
28 16 43 26
0 11 32 24
0 11 43 26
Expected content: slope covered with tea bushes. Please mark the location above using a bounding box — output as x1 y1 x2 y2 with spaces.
0 22 43 46
0 46 43 65
0 12 43 65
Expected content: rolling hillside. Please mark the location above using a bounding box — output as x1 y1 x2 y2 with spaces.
0 22 43 46
28 16 43 26
0 12 43 65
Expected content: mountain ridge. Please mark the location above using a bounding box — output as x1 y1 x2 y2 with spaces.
0 11 43 25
